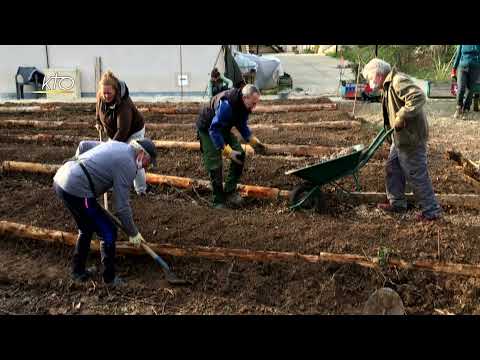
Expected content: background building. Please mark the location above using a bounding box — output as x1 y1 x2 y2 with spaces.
0 45 242 99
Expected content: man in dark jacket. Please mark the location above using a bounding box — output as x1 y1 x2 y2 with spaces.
94 70 148 195
452 45 480 119
196 84 266 209
362 58 442 221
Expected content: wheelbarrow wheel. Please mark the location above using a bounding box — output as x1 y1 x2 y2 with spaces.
290 183 324 211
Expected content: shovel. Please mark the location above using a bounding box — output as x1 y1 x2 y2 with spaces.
97 127 109 211
99 205 190 286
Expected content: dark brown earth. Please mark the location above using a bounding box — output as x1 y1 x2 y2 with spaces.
0 98 479 315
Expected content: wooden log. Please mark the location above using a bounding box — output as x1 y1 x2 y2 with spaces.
153 141 340 157
1 161 61 175
1 133 87 144
138 106 189 114
253 103 338 113
2 161 479 207
0 106 59 113
249 121 360 130
0 119 358 131
0 119 91 129
0 103 336 115
3 220 480 278
5 134 339 157
138 103 338 114
335 191 480 210
447 150 480 183
146 173 282 200
1 161 284 201
263 144 341 157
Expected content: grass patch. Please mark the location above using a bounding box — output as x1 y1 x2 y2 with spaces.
328 45 457 81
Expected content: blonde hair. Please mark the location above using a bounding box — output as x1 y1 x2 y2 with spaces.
97 70 120 102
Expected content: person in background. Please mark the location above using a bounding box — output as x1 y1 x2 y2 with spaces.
451 45 480 120
208 68 233 97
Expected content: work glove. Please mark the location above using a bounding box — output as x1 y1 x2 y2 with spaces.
248 136 267 155
451 68 457 82
222 144 244 165
450 82 458 96
129 232 144 248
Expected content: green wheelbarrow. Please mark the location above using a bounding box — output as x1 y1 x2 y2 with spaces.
285 127 394 210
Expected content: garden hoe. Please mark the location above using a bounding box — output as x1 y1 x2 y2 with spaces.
97 127 109 211
99 205 191 286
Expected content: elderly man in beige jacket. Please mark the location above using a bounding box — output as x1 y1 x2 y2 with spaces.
362 58 442 221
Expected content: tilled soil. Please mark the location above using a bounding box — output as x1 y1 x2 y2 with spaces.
0 98 479 315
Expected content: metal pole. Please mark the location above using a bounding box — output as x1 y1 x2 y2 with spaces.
179 45 183 101
351 63 361 118
45 45 50 68
375 45 378 57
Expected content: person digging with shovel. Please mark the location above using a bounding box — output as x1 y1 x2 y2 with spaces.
53 138 157 287
196 84 266 209
361 58 442 222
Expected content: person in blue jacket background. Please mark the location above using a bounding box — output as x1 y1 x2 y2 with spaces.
452 45 480 119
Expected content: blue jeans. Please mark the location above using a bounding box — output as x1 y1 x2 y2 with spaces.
53 182 117 282
385 143 442 219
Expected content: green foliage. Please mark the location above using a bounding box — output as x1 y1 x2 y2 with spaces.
377 247 391 268
328 45 457 81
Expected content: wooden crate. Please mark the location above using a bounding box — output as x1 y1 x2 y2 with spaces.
428 81 454 98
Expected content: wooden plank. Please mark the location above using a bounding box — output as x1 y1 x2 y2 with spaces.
3 220 480 278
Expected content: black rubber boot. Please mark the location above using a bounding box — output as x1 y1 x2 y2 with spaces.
72 234 92 278
224 161 245 207
100 241 116 284
209 167 226 209
473 95 479 112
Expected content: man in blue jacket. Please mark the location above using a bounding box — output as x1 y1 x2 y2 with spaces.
196 85 266 209
452 45 480 119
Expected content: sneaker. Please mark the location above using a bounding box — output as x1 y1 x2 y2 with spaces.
462 111 470 120
377 203 407 213
415 212 442 222
225 192 245 207
103 276 126 288
453 106 462 119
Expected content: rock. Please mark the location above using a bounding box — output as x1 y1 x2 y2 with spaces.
363 287 405 315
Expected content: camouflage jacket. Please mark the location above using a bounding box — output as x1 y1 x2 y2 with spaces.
382 68 428 152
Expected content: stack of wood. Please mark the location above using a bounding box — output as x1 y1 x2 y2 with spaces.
447 150 480 182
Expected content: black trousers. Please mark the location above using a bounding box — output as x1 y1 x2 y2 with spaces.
457 65 480 111
53 183 117 282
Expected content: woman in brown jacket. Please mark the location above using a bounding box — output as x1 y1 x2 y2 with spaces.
95 70 148 195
